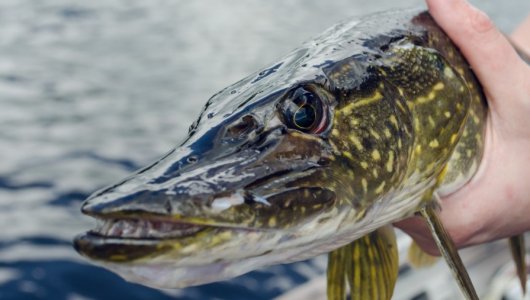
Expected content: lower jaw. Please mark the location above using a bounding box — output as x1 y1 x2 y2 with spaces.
73 220 268 264
73 224 231 263
74 217 222 262
73 232 169 262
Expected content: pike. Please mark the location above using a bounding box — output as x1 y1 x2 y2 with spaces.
74 9 527 299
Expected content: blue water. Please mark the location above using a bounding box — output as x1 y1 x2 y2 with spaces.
1 1 528 299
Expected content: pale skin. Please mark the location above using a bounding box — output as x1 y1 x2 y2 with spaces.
396 0 530 255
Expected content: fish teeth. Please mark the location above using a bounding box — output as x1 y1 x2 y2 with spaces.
95 219 203 239
95 219 115 235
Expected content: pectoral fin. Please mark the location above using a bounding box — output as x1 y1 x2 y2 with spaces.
326 226 398 300
509 234 527 294
407 240 439 268
419 204 478 300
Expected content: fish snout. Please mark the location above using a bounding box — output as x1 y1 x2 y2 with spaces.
79 113 334 229
80 188 174 217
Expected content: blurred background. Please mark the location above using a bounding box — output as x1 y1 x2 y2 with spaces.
1 0 529 299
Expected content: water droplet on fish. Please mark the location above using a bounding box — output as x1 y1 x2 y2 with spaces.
207 112 214 119
210 192 245 212
251 194 270 206
230 90 237 95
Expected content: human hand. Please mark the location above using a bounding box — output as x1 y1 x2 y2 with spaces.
512 12 530 58
395 0 530 255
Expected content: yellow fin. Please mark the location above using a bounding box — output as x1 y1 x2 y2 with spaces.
509 234 527 295
326 225 398 300
327 243 348 300
407 240 439 268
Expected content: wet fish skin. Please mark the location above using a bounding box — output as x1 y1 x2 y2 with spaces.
74 8 488 294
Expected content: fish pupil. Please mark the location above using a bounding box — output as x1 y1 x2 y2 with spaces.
293 104 316 129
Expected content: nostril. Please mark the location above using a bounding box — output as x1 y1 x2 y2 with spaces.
225 115 259 139
186 155 199 164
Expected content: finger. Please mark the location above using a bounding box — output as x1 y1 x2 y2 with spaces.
511 15 530 57
426 0 527 105
394 218 440 255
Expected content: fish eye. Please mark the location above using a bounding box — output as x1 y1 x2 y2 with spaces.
281 86 328 134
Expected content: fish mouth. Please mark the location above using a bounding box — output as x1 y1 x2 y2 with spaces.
73 216 261 263
90 218 207 240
